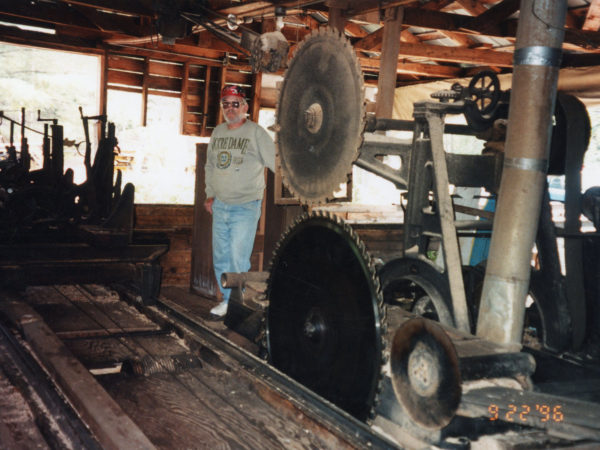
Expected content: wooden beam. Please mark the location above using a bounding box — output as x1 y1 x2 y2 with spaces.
438 29 474 47
0 0 151 36
354 26 383 50
181 61 190 134
395 41 513 67
468 0 520 33
69 4 151 36
401 28 421 44
564 27 600 49
454 0 487 16
336 0 418 14
564 9 580 29
99 50 108 117
55 0 155 18
345 21 369 37
358 56 462 78
141 56 149 126
104 43 254 77
421 0 455 11
402 6 473 30
376 7 403 119
328 7 346 32
0 24 102 54
202 66 212 134
583 0 600 31
217 66 226 126
0 300 156 450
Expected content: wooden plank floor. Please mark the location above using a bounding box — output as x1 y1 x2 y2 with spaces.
4 285 364 449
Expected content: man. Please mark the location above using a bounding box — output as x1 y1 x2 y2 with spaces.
204 85 275 318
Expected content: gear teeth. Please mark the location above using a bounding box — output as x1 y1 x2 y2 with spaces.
266 211 387 422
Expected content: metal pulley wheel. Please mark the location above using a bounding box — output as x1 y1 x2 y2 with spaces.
390 318 461 429
378 257 456 328
276 28 365 204
548 92 591 175
266 212 386 421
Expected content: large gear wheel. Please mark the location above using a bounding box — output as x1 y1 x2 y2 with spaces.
276 28 365 204
266 212 386 421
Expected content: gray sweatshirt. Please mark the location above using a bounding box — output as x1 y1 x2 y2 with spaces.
205 120 276 204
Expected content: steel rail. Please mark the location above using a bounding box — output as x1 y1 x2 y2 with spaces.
120 287 401 450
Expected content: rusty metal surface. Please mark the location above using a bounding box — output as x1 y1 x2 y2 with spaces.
390 318 461 429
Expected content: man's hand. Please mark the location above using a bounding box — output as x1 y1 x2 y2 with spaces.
204 197 214 214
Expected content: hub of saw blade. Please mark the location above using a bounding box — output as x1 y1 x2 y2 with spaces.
266 212 385 421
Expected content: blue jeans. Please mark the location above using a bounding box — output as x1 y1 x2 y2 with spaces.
212 198 262 302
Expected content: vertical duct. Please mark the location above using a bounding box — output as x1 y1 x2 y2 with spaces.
476 0 568 347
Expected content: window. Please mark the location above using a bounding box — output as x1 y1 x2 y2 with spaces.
107 90 205 204
0 42 99 184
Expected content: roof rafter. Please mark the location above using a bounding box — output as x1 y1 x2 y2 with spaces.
583 0 600 32
454 0 487 16
358 55 462 78
55 0 155 18
396 41 513 67
467 0 520 33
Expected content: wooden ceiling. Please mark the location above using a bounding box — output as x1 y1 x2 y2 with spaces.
0 0 599 86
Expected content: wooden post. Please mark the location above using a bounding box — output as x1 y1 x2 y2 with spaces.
202 65 212 135
191 143 219 298
376 7 403 120
328 7 346 33
141 56 149 126
180 61 190 135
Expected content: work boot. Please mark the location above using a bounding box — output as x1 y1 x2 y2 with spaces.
209 301 228 319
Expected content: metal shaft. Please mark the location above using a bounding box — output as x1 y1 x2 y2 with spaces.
476 0 567 347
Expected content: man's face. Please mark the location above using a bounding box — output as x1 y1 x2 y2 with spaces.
221 95 248 125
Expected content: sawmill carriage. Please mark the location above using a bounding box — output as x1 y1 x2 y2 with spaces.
0 107 167 300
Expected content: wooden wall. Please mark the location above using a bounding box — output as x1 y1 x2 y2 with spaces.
105 51 261 138
134 204 193 287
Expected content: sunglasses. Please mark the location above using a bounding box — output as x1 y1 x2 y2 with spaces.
221 101 241 109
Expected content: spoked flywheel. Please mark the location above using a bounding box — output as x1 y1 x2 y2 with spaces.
378 257 456 328
276 28 366 204
266 212 386 421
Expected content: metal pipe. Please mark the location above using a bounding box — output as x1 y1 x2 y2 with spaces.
220 271 269 289
476 0 567 347
365 116 477 136
353 154 408 189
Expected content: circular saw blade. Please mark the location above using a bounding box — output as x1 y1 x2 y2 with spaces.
266 212 386 421
276 28 366 205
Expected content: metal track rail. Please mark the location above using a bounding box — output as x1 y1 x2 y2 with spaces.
123 289 401 450
0 323 102 449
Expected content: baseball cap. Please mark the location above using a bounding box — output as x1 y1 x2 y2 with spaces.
221 85 246 99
